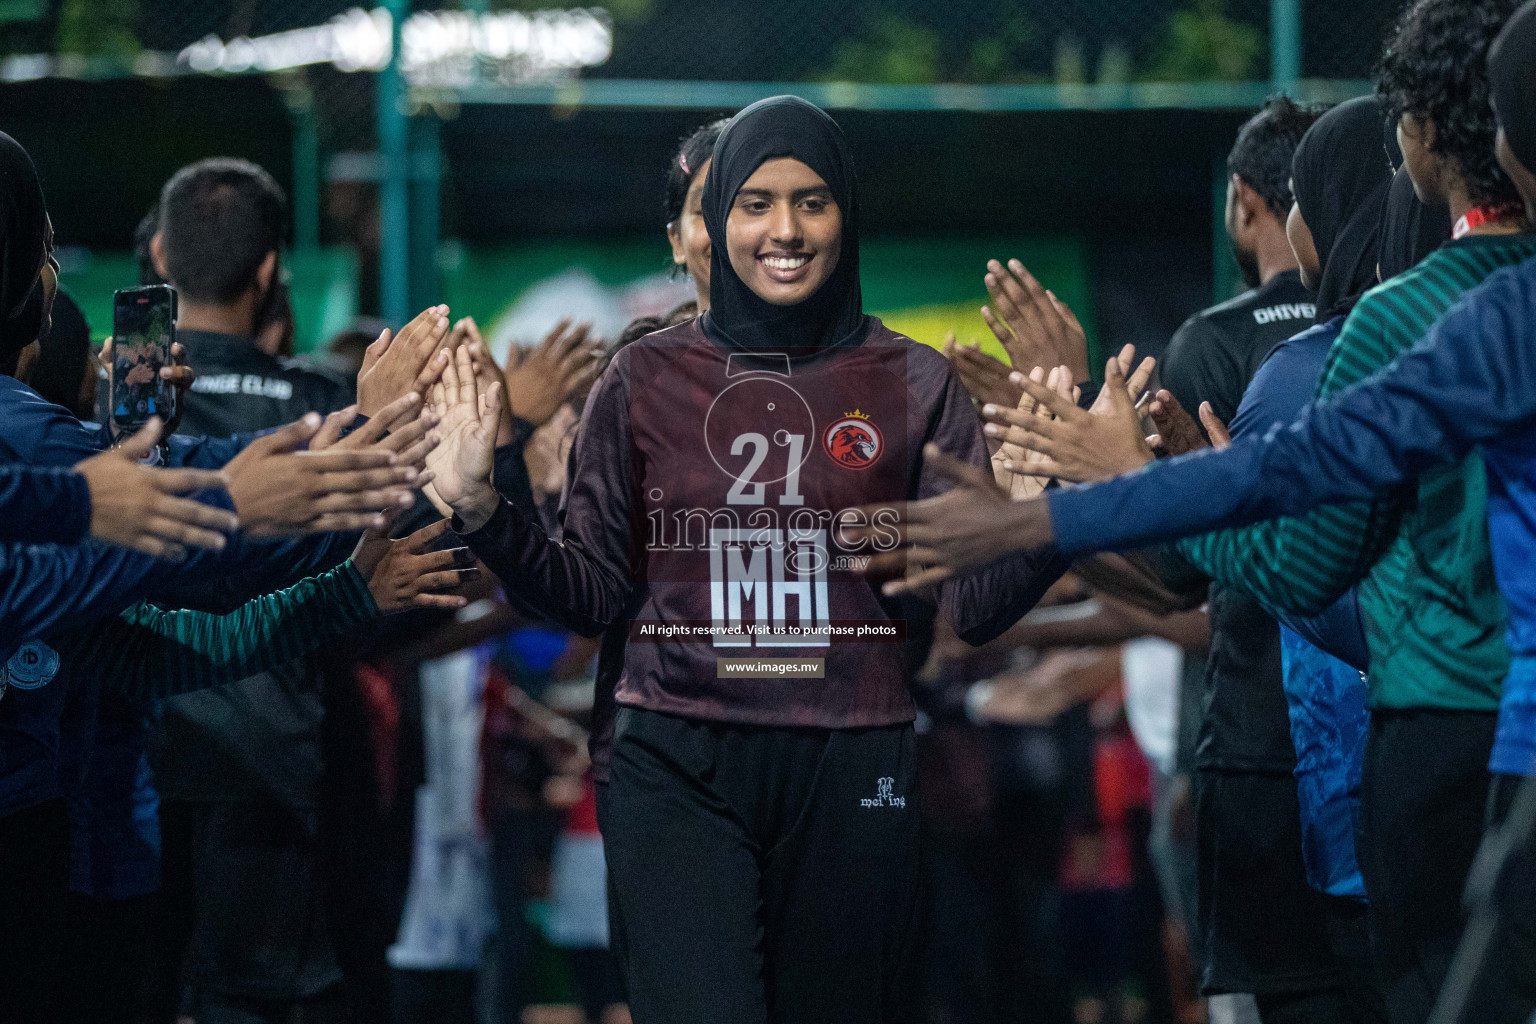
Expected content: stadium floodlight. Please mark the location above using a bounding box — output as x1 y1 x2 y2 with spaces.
175 6 611 83
179 8 392 74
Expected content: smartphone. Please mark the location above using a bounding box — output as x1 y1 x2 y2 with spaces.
111 285 178 435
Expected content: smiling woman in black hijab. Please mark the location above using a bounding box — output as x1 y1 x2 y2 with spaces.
431 94 1068 1024
699 95 868 352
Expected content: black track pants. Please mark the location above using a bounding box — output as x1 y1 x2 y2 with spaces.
1357 709 1496 1024
598 706 921 1024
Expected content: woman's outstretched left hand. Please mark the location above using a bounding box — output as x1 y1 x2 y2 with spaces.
423 343 503 529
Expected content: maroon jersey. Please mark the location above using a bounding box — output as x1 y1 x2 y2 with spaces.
460 318 1066 729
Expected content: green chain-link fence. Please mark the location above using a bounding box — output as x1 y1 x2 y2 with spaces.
7 0 1404 84
0 0 1411 343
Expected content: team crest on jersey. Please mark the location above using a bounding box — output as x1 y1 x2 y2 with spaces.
1 640 59 701
822 410 882 470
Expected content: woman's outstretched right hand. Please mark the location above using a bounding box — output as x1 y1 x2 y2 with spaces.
79 418 239 559
423 343 503 530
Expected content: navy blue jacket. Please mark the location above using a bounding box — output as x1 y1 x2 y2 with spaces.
0 374 350 650
0 377 353 818
1047 254 1536 773
0 465 89 545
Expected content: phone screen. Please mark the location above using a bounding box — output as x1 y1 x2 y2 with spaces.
111 285 177 434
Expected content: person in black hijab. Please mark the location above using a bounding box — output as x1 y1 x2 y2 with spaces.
1289 96 1399 320
28 289 94 420
700 95 868 353
1491 0 1536 184
0 131 56 379
1376 165 1453 282
429 94 1069 1024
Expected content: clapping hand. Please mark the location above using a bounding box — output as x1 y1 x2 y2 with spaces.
223 392 432 537
944 332 1024 410
501 319 604 428
422 344 504 529
451 316 517 448
990 365 1075 500
853 446 1056 596
356 306 453 418
351 517 480 613
1086 344 1156 418
982 349 1157 484
77 418 240 559
1146 390 1208 456
981 259 1091 383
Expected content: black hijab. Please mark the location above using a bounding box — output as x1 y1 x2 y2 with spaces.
700 96 867 352
0 132 47 360
1290 97 1396 320
31 289 90 418
1490 0 1536 175
1377 165 1453 281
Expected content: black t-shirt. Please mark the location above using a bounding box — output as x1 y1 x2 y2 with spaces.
153 330 354 808
1159 270 1315 433
176 330 354 439
1159 270 1315 774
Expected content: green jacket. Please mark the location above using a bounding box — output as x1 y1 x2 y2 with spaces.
1175 235 1536 710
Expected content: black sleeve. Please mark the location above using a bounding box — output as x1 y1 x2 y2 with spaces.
924 363 1071 645
492 424 538 517
1158 316 1244 438
457 364 635 637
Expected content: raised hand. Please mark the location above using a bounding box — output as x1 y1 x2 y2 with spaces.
502 318 604 428
981 259 1091 383
452 317 516 448
990 365 1044 489
423 343 503 528
1088 343 1156 418
356 305 453 417
1199 402 1232 449
351 517 480 612
448 314 483 353
853 445 1055 596
1147 389 1208 456
944 332 1025 410
991 365 1074 499
223 407 421 537
310 392 440 479
983 357 1155 484
76 418 240 559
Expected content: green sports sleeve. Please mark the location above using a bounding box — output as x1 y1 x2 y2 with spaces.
1173 303 1406 618
75 561 380 700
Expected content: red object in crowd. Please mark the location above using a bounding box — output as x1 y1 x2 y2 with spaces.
351 661 402 812
1094 729 1153 829
1059 723 1154 893
566 774 601 836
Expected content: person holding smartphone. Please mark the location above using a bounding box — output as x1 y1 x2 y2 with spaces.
144 159 354 437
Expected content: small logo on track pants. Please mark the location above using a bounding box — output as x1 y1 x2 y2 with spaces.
861 776 906 808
